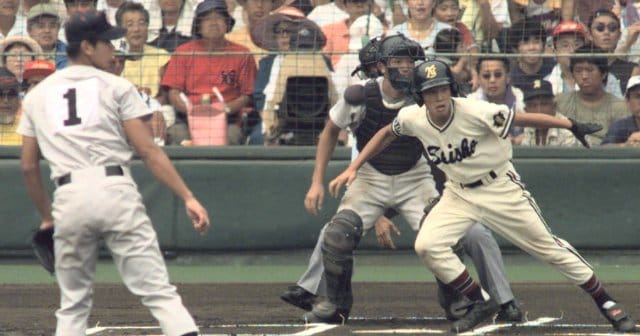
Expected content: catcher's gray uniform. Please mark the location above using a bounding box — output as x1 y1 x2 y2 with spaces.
18 65 198 336
297 77 515 307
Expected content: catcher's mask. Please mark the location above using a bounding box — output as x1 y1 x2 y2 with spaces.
377 33 425 92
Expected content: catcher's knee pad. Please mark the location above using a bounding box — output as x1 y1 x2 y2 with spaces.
321 209 363 309
321 209 363 267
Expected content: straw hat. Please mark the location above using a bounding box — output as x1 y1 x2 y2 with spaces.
250 6 326 51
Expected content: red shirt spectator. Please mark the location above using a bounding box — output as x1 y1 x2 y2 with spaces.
162 39 256 107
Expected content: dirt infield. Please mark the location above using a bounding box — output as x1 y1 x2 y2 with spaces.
1 282 638 335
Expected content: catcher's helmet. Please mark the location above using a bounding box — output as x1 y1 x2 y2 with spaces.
376 33 425 92
413 59 461 105
377 33 425 63
350 36 382 78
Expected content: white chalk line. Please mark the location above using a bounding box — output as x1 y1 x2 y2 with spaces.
84 317 633 336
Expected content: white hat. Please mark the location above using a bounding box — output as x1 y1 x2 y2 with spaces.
626 75 640 97
348 15 384 51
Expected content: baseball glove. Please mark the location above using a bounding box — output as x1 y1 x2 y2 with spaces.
568 118 603 148
32 227 55 275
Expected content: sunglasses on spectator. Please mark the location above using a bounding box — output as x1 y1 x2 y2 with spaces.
481 72 504 80
593 22 619 33
273 28 292 35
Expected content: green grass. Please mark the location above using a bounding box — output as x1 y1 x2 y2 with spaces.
2 251 639 284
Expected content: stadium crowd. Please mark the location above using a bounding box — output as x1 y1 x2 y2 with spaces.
1 0 640 147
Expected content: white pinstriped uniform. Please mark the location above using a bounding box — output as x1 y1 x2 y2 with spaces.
391 97 595 285
18 65 197 336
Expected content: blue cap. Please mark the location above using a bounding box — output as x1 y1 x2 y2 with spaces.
192 0 235 35
65 10 126 43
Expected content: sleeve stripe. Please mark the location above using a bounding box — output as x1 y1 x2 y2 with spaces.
391 118 403 137
500 107 516 139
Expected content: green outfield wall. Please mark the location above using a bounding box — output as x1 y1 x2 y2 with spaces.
0 146 638 253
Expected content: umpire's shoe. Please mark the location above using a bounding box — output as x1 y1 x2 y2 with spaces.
303 301 350 324
450 298 499 333
600 303 637 332
281 285 316 311
495 300 524 323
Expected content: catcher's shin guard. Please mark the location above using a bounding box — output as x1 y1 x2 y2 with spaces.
320 210 363 311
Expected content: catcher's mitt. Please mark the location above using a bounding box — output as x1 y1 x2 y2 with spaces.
568 118 603 148
32 227 55 275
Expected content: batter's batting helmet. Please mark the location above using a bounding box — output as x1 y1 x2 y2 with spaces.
412 58 461 105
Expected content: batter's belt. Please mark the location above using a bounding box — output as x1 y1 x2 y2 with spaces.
451 163 513 189
55 165 125 187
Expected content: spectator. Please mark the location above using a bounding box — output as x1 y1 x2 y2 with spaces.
97 0 125 24
433 0 477 49
322 0 371 67
59 0 98 42
109 47 167 145
519 78 577 146
333 14 384 94
433 28 474 94
252 6 337 145
115 1 171 100
616 8 640 64
227 0 283 57
147 0 194 52
507 19 555 90
602 75 640 146
459 0 512 51
0 0 25 38
546 21 622 97
571 0 615 26
555 45 628 143
509 0 561 35
248 6 331 145
0 36 43 83
390 0 453 53
22 59 55 92
161 0 257 145
588 9 640 94
0 67 22 145
469 55 525 142
26 4 68 69
307 0 349 27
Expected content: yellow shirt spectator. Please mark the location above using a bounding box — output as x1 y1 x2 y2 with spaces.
121 45 170 98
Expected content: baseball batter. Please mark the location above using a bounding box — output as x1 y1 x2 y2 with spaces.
284 35 521 324
330 59 637 333
18 11 209 336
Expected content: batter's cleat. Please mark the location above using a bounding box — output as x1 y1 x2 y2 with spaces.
450 298 499 334
303 301 349 324
444 297 474 321
280 285 316 311
495 300 524 323
600 303 637 332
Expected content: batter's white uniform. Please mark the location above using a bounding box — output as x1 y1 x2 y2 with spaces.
391 97 595 285
18 65 198 336
297 78 517 307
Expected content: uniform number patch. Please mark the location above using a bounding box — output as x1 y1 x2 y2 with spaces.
47 79 99 132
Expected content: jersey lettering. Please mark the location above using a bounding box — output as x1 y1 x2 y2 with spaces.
426 138 478 165
62 88 82 126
